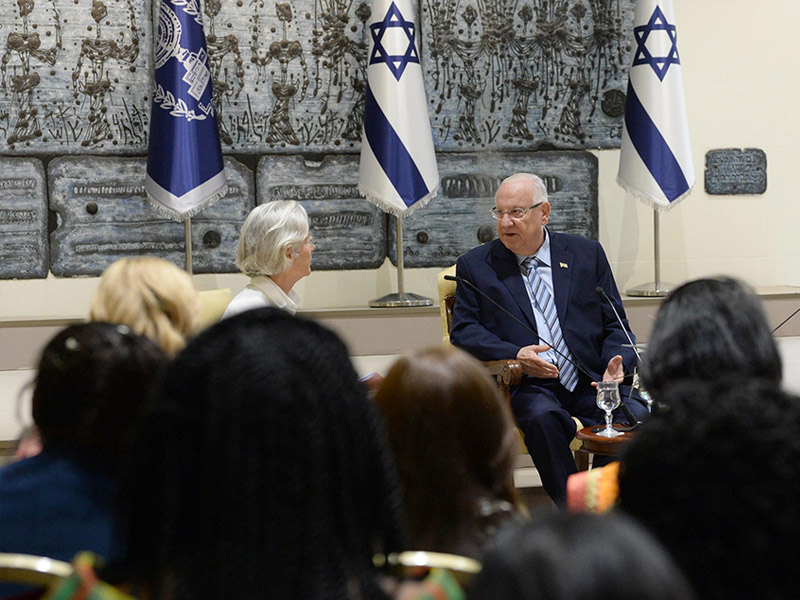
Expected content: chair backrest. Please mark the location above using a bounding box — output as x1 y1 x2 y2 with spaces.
197 288 233 330
0 553 73 588
374 550 481 589
437 265 457 346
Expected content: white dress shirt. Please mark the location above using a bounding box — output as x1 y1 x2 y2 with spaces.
515 229 560 365
222 275 301 319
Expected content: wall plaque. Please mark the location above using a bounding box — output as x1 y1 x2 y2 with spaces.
49 156 253 276
0 158 49 278
388 152 598 268
705 149 767 195
257 155 386 270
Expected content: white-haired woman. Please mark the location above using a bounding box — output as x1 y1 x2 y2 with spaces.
223 200 315 318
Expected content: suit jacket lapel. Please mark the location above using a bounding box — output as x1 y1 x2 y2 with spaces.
488 240 538 333
549 230 574 323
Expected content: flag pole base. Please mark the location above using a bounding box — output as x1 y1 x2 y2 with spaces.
626 282 674 297
369 292 433 308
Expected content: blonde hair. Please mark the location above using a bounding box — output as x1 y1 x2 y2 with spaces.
89 257 199 355
235 201 309 277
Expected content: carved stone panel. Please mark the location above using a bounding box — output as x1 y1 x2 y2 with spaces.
49 156 253 276
0 0 633 156
704 149 767 195
256 155 387 270
388 152 598 268
422 0 635 150
0 158 49 279
0 0 151 154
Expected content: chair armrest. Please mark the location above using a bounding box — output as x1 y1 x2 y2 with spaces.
484 359 523 387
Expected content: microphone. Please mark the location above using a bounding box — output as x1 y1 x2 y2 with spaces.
595 286 645 426
595 286 641 363
772 306 800 335
445 274 594 381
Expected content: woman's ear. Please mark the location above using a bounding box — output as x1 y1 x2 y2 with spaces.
285 245 294 259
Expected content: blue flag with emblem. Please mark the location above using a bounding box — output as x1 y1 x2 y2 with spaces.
145 0 226 221
359 0 439 216
617 0 694 210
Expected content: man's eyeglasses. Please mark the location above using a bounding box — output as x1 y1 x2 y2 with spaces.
490 202 543 220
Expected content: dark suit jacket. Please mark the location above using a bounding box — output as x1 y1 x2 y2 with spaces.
450 231 637 382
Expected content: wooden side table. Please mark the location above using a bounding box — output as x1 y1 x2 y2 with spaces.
575 425 636 466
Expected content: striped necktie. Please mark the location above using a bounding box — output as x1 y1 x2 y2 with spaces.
520 256 579 391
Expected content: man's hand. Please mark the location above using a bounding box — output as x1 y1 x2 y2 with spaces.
516 344 559 378
602 354 625 383
591 355 625 389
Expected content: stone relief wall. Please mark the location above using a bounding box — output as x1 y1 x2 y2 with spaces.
0 0 633 278
48 156 251 276
0 0 149 153
388 152 598 267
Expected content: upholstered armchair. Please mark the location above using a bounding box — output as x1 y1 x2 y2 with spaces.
197 288 232 330
437 266 523 401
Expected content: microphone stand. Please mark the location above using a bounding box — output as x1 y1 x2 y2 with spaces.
596 286 652 417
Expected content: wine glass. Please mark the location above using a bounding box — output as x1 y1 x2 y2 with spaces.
595 381 623 438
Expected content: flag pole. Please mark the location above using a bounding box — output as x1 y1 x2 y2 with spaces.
184 217 193 275
369 216 433 307
627 208 672 297
396 215 405 296
617 0 692 297
654 210 662 290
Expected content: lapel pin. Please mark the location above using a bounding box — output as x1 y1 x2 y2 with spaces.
560 262 568 269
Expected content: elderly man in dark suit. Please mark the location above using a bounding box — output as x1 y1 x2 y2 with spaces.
450 173 648 503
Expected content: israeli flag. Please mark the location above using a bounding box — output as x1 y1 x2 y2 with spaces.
145 0 226 221
617 0 694 210
359 0 439 216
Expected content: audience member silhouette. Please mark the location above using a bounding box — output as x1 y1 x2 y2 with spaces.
567 276 783 512
90 256 199 355
116 308 437 600
640 276 781 402
468 511 695 600
374 346 522 558
0 323 167 595
618 380 800 600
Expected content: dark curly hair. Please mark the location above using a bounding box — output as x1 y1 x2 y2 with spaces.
117 308 406 600
468 511 695 600
618 379 800 600
640 277 781 402
33 322 168 463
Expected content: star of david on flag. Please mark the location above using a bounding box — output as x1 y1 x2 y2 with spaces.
617 0 694 210
633 6 680 81
145 0 226 221
369 2 420 80
359 0 439 216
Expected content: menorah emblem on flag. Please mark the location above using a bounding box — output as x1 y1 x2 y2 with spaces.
145 0 226 221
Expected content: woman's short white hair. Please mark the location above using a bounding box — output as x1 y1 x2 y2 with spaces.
235 201 309 277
